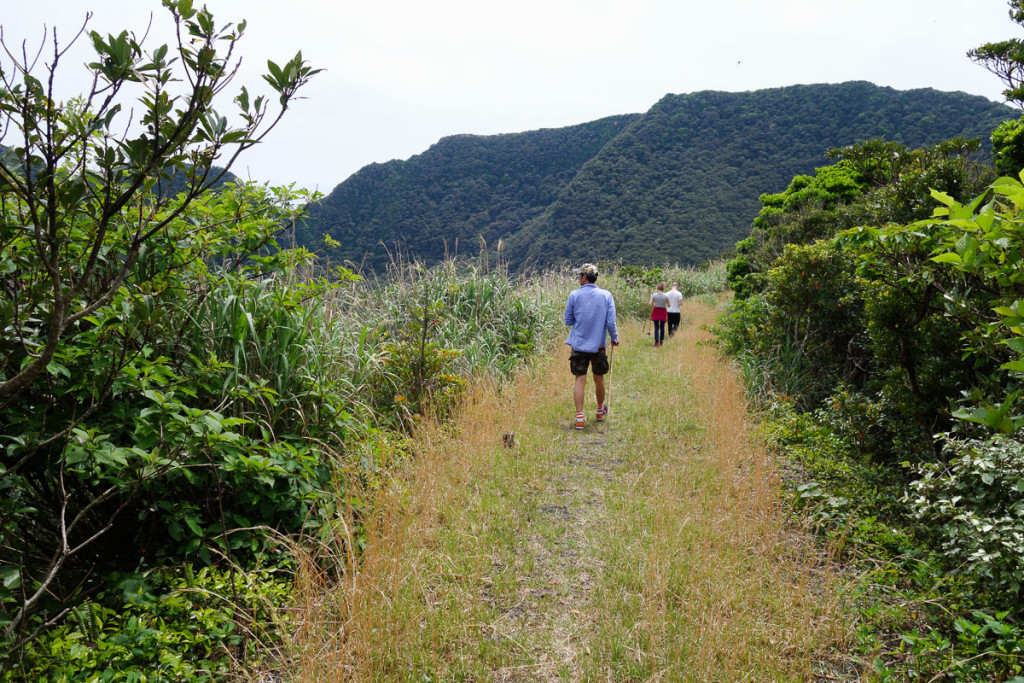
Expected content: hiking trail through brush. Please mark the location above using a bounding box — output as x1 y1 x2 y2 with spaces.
326 298 854 681
485 418 624 680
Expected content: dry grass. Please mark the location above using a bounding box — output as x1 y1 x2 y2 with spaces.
581 297 854 681
282 298 855 682
281 360 558 681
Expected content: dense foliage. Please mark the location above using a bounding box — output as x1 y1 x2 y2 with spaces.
300 82 1014 274
716 77 1024 680
0 211 565 681
0 2 329 677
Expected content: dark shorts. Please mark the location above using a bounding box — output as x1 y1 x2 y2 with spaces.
570 348 609 376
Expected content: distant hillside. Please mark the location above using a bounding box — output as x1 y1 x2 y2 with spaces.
299 115 639 269
299 82 1015 272
0 143 237 198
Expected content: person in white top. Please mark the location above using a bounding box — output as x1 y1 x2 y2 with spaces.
666 282 683 337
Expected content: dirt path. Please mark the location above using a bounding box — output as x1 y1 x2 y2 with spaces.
303 298 853 681
488 408 623 681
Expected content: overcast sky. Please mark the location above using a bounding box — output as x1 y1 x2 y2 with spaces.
1 0 1019 194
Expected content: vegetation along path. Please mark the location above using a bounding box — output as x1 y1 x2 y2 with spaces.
295 298 854 681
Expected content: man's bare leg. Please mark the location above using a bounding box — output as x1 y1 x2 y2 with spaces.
574 374 587 413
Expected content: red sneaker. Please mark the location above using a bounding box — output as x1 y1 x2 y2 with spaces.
596 405 607 422
575 414 585 430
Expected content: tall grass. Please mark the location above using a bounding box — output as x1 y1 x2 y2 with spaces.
369 259 568 378
178 257 568 434
175 257 756 680
733 340 816 410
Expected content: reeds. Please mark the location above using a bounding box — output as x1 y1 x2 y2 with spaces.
176 256 567 436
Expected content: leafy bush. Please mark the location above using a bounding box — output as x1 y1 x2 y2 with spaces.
6 565 290 682
909 435 1024 596
0 2 327 668
880 610 1024 682
717 125 1024 681
726 138 993 301
992 116 1024 176
765 398 909 528
719 140 1000 441
717 240 864 409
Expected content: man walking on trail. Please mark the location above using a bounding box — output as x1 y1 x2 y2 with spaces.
564 263 619 430
666 282 683 337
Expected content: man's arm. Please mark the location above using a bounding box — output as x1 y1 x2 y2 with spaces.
564 292 576 327
606 295 619 345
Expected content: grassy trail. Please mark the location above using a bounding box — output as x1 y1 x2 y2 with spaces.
295 298 852 681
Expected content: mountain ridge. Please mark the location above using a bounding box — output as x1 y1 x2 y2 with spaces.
297 81 1016 272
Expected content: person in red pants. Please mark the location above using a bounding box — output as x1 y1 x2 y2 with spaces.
650 282 669 346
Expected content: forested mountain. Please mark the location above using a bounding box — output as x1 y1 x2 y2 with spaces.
0 143 237 197
299 82 1015 272
299 115 640 269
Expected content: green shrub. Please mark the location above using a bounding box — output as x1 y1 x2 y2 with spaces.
766 398 908 528
909 434 1024 597
717 241 864 409
879 610 1024 682
5 565 290 682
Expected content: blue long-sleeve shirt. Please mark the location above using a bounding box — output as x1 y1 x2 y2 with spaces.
564 284 618 352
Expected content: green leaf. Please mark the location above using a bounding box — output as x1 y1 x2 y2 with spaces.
930 188 956 206
265 60 285 89
184 515 204 538
0 566 21 590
